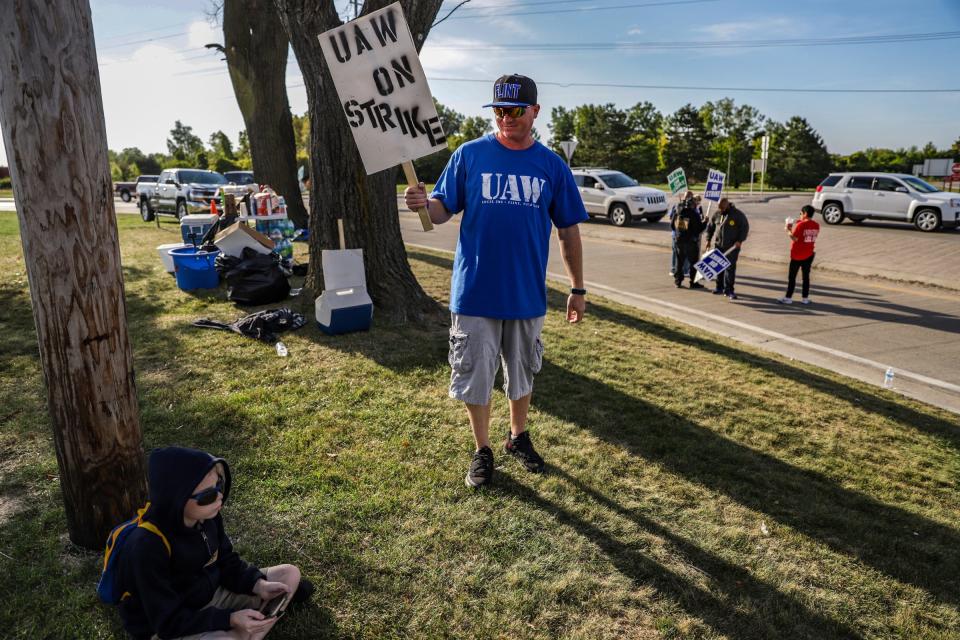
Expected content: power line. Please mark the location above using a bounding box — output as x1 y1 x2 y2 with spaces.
428 75 960 93
424 30 960 51
443 0 717 20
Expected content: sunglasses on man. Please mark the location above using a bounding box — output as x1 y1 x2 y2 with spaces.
190 478 224 506
493 106 526 119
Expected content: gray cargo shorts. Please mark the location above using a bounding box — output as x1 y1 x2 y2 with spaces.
448 313 545 405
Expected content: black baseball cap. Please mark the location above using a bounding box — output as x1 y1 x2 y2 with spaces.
482 74 538 108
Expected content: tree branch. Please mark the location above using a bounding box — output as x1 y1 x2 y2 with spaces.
432 0 471 28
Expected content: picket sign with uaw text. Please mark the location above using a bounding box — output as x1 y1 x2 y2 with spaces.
703 168 725 203
693 247 734 282
667 168 687 195
319 2 444 231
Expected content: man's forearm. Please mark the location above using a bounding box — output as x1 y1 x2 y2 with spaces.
427 198 453 224
557 225 584 288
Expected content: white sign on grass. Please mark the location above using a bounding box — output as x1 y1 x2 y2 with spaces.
319 2 446 175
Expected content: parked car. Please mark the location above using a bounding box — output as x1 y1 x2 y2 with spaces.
119 175 160 204
139 169 226 222
571 167 669 226
223 170 256 186
812 172 960 232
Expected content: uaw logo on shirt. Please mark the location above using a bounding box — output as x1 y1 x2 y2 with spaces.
481 173 545 207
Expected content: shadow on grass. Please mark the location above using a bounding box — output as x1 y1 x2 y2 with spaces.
532 357 960 609
581 295 960 451
495 471 861 640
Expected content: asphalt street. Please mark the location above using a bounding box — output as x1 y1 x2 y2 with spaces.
397 198 960 415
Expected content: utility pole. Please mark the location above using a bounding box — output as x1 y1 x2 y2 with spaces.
0 0 147 549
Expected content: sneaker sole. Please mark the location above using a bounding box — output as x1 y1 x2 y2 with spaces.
465 472 491 488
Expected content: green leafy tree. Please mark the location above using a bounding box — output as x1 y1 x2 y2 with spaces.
208 131 235 159
194 150 209 170
214 156 241 173
767 116 831 189
166 120 204 160
623 101 662 180
434 98 464 140
701 98 764 187
458 116 492 144
548 106 576 156
662 104 714 183
291 113 309 158
951 136 960 156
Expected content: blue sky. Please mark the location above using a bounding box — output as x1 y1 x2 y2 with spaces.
1 0 958 168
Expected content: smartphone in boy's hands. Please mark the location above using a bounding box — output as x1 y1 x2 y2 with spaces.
260 593 289 618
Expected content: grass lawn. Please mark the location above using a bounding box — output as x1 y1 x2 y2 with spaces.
1 212 959 639
0 189 13 198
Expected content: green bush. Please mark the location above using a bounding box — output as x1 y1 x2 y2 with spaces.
0 177 11 189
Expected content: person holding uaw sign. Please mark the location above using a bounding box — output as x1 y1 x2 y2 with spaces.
319 4 588 489
405 74 588 489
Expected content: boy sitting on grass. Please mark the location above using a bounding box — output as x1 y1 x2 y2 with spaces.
116 446 312 639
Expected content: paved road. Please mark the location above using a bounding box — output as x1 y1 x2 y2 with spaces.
398 207 960 415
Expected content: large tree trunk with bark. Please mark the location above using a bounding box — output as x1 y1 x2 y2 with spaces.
0 0 146 549
222 0 308 228
273 0 444 322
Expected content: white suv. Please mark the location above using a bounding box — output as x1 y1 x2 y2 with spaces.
571 168 669 227
812 172 960 232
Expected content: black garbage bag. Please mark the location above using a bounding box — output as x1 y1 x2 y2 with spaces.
215 247 291 306
192 308 307 344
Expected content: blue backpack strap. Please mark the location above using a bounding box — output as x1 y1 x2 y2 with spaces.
97 502 170 604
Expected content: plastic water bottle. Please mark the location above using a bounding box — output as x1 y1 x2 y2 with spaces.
883 367 894 388
275 341 288 357
277 196 287 218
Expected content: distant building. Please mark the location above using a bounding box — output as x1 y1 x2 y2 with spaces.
0 166 9 180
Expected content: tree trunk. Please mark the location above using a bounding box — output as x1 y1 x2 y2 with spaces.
273 0 444 323
0 0 146 550
222 0 308 229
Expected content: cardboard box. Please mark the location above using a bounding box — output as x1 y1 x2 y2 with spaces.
213 222 275 258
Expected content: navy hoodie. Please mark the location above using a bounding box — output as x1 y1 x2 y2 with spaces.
118 447 265 640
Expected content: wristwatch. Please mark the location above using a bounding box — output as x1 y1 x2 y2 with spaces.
571 287 587 296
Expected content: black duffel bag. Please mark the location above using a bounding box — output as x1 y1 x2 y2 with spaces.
215 247 291 306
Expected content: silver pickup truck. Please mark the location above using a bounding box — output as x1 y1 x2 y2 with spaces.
139 168 226 222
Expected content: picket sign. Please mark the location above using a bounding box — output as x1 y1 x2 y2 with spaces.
319 2 444 231
694 245 738 284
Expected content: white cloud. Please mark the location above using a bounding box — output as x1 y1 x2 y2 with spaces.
627 27 644 36
187 19 220 49
697 17 794 40
96 39 244 156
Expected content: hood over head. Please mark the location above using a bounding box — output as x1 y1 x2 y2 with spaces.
145 447 231 533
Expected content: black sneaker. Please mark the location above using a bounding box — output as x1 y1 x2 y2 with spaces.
690 282 704 289
504 431 545 473
465 446 494 488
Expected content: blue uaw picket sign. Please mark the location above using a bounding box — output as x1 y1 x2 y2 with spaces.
694 248 732 281
703 169 725 203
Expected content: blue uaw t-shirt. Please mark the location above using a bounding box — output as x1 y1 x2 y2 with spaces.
431 134 588 319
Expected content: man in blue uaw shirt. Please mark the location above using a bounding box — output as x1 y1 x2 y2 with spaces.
404 74 587 489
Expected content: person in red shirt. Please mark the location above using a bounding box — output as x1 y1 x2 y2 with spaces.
777 205 820 305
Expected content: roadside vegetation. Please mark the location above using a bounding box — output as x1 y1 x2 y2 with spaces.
1 212 958 639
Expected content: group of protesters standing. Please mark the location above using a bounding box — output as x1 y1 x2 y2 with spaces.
669 192 820 303
669 192 750 300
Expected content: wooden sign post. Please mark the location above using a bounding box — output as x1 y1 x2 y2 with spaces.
319 2 445 232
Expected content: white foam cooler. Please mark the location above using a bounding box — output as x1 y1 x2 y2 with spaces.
315 249 373 335
180 214 219 244
157 243 190 273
